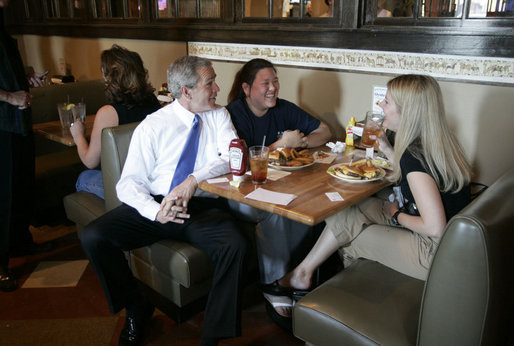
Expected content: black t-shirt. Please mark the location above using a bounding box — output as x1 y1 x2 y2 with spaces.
399 150 470 220
227 97 320 147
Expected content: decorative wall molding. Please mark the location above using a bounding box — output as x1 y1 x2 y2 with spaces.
189 42 514 85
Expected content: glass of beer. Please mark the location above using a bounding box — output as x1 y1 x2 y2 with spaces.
249 145 270 184
360 111 384 148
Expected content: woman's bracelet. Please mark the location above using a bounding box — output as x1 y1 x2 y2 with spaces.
391 209 403 226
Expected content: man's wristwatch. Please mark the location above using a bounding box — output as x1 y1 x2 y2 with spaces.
391 209 402 226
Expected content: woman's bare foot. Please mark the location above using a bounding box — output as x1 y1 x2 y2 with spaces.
279 267 311 291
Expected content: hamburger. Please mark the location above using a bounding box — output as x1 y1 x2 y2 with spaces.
332 164 383 180
350 158 370 167
361 166 381 179
268 150 281 162
269 148 295 165
334 164 364 180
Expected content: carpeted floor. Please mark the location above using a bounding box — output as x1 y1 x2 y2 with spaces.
0 225 303 345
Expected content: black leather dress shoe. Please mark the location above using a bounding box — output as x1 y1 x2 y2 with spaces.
0 272 18 292
119 304 154 346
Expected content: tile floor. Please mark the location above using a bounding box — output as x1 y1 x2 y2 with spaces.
0 225 304 345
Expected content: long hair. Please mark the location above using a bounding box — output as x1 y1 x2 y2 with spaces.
100 45 155 107
227 58 276 104
167 56 212 99
388 74 471 192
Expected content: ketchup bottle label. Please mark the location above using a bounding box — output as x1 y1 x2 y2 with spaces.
229 147 243 171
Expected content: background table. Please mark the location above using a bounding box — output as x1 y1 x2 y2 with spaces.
199 147 390 225
33 115 95 146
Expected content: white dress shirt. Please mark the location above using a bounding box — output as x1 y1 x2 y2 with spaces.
116 100 238 221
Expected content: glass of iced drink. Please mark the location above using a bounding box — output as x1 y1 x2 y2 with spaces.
361 111 384 148
71 102 86 122
249 145 270 184
57 103 74 132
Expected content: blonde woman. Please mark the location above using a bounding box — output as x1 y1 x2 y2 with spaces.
284 74 471 291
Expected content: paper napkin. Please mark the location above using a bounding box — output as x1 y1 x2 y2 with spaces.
326 141 346 153
245 188 297 205
267 168 291 181
326 192 344 202
207 177 229 184
245 169 291 181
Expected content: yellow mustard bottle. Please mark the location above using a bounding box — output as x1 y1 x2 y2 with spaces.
345 116 355 147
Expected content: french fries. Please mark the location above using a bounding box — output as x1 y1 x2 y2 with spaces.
269 148 314 166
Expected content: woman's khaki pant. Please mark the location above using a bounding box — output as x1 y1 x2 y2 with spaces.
325 196 439 280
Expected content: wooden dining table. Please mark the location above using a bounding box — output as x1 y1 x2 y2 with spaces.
199 146 391 226
33 114 95 146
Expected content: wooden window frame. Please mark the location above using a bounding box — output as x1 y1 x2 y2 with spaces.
4 0 513 58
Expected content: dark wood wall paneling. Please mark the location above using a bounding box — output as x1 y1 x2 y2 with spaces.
4 0 514 58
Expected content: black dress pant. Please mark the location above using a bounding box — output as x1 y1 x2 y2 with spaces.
81 197 247 339
0 130 35 269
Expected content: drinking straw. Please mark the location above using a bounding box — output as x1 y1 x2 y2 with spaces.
260 136 267 158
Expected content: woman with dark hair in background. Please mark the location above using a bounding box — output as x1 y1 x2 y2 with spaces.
226 58 331 326
227 58 331 150
70 44 160 199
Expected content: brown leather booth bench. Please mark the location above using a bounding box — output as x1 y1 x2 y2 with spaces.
293 166 514 345
64 122 257 321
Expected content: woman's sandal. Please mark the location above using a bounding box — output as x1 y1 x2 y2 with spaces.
259 280 293 296
291 289 310 301
262 294 293 333
260 280 312 301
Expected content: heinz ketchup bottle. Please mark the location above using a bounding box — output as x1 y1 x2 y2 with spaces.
229 139 248 181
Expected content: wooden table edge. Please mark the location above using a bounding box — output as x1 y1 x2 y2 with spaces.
199 178 390 226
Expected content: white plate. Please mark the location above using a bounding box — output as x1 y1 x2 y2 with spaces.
327 164 386 183
269 161 315 171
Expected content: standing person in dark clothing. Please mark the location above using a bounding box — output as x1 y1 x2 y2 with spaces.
0 0 47 292
70 44 161 199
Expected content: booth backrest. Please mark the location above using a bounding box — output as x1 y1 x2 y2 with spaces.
100 122 140 212
31 80 107 124
418 167 514 345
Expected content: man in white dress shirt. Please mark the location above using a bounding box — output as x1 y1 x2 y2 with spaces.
81 56 247 346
